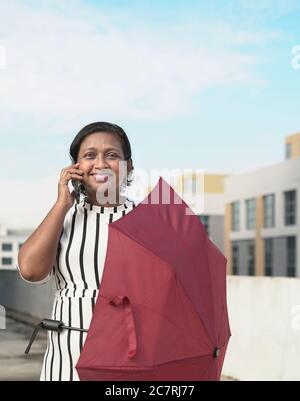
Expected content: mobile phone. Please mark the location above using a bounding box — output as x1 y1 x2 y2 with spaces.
71 179 81 204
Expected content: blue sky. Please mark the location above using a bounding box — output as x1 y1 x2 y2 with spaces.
0 0 300 226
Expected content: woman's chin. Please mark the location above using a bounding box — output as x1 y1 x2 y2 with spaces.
89 183 108 197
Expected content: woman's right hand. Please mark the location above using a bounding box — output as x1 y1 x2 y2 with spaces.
57 163 84 210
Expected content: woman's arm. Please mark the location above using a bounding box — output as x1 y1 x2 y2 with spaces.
17 201 69 282
17 162 84 282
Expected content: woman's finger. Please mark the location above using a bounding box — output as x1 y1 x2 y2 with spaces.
69 168 83 175
60 163 80 175
60 168 83 180
69 173 83 180
59 173 83 186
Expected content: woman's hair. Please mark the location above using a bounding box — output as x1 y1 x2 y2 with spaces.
69 122 134 190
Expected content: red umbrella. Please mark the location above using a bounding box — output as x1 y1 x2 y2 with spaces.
76 177 231 381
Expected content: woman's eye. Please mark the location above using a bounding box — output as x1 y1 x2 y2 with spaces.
106 153 118 159
85 153 95 158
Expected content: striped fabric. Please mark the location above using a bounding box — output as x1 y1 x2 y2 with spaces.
40 197 136 381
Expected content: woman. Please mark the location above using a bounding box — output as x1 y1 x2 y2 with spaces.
17 122 136 381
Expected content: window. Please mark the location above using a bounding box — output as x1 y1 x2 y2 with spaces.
247 241 255 276
2 257 12 266
264 195 275 228
231 202 240 231
284 190 297 226
1 243 12 251
265 239 273 276
246 199 256 230
287 237 296 277
285 143 291 159
232 243 239 275
199 215 209 235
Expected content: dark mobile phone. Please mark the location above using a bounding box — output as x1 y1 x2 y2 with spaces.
71 179 81 204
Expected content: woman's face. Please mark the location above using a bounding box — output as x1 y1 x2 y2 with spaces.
77 132 131 201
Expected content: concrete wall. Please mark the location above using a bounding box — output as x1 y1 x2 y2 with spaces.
223 276 300 381
0 270 55 323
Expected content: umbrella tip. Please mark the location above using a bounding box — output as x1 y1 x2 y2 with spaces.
213 347 220 358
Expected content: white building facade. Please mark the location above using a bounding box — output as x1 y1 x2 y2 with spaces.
0 225 32 271
224 157 300 277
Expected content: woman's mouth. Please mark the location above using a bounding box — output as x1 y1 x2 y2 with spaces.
92 174 109 183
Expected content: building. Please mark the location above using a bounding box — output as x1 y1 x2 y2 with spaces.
224 132 300 277
285 131 300 160
176 172 227 253
0 225 32 271
0 224 56 323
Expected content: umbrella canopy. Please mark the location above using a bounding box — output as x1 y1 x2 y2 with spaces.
76 177 231 381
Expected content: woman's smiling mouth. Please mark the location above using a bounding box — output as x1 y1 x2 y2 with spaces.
94 174 108 182
89 173 111 183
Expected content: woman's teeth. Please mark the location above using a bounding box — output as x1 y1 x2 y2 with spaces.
94 174 108 182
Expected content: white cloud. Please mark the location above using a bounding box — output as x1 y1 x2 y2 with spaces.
0 1 265 130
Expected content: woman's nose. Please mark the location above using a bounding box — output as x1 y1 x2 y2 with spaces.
94 154 109 169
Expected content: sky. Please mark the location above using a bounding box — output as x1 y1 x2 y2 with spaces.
0 0 300 227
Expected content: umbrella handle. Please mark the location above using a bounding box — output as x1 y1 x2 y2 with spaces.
25 319 88 355
109 295 137 359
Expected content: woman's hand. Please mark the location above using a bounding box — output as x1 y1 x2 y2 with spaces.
18 164 84 282
57 163 84 210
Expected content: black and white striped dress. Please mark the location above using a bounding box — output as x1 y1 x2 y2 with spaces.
40 197 136 381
